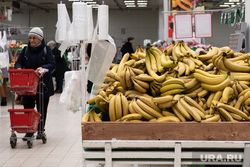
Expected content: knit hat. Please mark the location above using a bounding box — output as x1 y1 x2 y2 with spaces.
127 37 134 42
28 27 44 40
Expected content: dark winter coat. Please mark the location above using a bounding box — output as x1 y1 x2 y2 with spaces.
52 46 69 77
120 42 134 56
15 40 56 98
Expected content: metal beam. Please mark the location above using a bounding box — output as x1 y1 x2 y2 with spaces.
113 0 123 11
19 0 50 13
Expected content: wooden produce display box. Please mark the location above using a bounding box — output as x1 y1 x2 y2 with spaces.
82 122 250 141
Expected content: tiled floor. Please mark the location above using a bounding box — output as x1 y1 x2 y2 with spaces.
0 89 83 167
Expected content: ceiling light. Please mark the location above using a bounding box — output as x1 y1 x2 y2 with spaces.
219 4 230 7
224 2 234 5
138 0 147 2
124 0 135 2
229 0 239 2
138 5 147 7
137 2 147 5
126 5 136 7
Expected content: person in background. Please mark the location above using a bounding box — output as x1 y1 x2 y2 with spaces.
47 41 69 93
120 37 135 56
112 46 122 64
15 27 56 140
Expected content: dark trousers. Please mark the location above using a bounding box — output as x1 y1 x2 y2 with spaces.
55 75 64 91
23 97 50 133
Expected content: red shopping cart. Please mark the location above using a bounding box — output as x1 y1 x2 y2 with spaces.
8 69 47 148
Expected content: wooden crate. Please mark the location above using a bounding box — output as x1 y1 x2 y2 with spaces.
82 122 250 141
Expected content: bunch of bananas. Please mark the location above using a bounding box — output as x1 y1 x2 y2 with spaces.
109 93 129 121
81 108 102 123
83 41 250 123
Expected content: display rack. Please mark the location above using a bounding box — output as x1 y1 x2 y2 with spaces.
82 140 250 167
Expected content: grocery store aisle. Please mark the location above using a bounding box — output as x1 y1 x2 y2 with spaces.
0 89 83 167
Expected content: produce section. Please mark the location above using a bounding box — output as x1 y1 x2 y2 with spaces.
82 41 250 123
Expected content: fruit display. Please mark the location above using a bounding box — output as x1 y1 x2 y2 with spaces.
82 41 250 123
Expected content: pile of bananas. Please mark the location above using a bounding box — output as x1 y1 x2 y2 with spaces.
82 41 250 123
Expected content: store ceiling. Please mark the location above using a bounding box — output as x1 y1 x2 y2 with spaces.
0 0 244 12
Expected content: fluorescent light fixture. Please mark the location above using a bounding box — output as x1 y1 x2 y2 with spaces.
231 5 236 7
124 0 135 2
138 0 147 2
68 0 93 1
137 2 147 5
224 2 234 5
229 0 239 2
126 5 136 7
138 5 147 7
219 4 230 7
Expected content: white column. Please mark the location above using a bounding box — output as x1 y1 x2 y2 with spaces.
158 5 164 41
163 0 169 41
245 1 250 52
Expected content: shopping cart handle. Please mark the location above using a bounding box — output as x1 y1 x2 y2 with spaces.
38 69 49 76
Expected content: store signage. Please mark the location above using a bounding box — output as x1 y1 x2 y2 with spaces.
174 14 193 39
194 13 212 38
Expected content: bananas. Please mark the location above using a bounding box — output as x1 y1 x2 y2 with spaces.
86 43 250 123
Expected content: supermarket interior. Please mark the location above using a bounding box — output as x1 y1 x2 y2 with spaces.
0 0 250 167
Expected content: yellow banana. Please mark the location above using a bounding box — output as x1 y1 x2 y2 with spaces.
212 101 249 121
119 69 127 90
222 87 234 103
184 96 205 114
150 48 164 73
136 99 163 118
152 95 173 104
198 47 218 61
172 105 186 122
206 92 215 108
145 55 167 82
184 78 199 90
160 84 185 93
125 68 133 88
121 94 129 116
156 116 180 122
135 74 154 82
193 72 228 85
131 67 144 75
115 93 122 120
191 106 205 120
218 107 234 122
201 77 231 91
160 88 184 96
109 96 116 121
201 114 220 122
158 100 177 109
223 56 250 72
87 96 96 104
180 98 201 122
132 77 149 90
131 99 154 120
162 78 185 87
93 112 102 122
128 100 137 114
137 95 161 112
117 53 130 74
107 70 120 81
121 113 143 121
162 111 176 117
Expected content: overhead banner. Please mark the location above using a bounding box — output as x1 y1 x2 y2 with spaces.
194 13 212 38
174 14 193 39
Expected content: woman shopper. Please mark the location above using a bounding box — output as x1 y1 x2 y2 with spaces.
47 40 69 93
15 27 56 140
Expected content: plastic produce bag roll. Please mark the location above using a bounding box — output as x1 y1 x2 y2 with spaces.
98 5 109 40
87 5 94 41
73 2 88 41
56 4 70 43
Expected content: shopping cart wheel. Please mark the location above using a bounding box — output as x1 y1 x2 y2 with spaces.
10 140 16 149
10 132 17 149
27 141 33 149
42 134 47 144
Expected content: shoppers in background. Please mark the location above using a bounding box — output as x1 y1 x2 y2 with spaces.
120 37 135 56
15 27 56 140
112 46 122 64
47 40 69 93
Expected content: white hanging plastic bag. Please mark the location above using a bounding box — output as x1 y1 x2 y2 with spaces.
87 36 116 95
59 71 82 112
